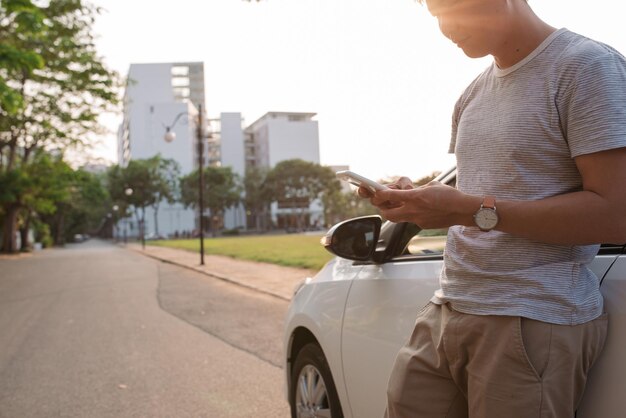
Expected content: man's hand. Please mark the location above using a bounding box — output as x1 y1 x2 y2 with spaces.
358 176 413 209
371 180 480 229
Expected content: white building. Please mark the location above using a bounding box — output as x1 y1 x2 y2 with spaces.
244 112 320 168
117 61 324 235
214 113 245 231
117 62 206 238
244 112 322 230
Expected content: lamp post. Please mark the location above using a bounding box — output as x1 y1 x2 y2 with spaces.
106 213 112 239
164 104 206 265
112 205 119 241
124 188 133 245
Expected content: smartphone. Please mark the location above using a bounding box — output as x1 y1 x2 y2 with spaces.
336 170 388 193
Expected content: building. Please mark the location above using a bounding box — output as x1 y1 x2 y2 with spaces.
118 61 205 171
117 62 206 238
216 111 323 231
218 113 247 230
244 112 320 169
244 112 322 230
117 61 324 236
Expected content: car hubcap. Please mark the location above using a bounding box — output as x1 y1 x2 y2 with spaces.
295 364 331 418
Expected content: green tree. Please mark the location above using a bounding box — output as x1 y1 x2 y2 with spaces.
32 164 110 246
0 0 119 252
22 154 73 249
180 166 242 236
0 167 28 250
0 0 45 114
108 161 154 241
147 155 180 236
53 168 109 244
106 157 180 239
265 159 341 231
243 166 272 231
0 152 75 250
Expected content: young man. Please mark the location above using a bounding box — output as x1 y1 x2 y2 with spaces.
362 0 626 416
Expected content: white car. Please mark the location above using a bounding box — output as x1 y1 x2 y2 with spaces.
283 168 626 418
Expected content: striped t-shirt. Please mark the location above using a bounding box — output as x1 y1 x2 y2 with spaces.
432 28 626 325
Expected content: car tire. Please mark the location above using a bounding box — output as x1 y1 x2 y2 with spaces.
290 342 343 418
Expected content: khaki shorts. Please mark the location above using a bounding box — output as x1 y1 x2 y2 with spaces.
385 302 608 418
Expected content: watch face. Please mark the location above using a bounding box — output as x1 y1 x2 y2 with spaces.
475 208 498 230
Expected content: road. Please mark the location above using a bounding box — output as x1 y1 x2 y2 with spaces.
0 240 290 417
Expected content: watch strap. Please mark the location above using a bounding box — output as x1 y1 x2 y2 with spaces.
482 195 496 210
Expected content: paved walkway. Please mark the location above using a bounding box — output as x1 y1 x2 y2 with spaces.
125 243 317 301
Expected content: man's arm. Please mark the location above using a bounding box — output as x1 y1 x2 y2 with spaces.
373 147 626 245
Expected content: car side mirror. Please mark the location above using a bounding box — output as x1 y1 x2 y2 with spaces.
321 215 382 261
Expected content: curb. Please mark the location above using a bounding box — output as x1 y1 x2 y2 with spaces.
126 245 293 302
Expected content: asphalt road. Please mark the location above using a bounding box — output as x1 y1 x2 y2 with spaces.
0 240 290 418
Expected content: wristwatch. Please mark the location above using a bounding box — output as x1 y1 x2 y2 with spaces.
474 196 499 231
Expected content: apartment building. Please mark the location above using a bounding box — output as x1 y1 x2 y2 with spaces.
243 112 322 230
116 62 205 237
117 61 323 236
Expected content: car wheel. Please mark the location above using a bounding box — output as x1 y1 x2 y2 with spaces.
290 343 343 418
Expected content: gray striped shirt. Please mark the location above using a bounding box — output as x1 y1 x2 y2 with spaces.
433 28 626 325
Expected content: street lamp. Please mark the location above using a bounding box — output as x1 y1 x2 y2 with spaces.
112 205 119 241
106 213 112 233
163 103 207 265
123 187 140 247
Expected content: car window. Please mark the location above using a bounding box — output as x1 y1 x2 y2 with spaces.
402 227 448 256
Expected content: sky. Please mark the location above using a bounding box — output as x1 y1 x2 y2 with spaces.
90 0 626 181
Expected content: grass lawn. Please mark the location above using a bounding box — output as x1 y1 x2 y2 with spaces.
148 233 334 271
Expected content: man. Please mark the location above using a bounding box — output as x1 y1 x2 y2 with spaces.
362 0 626 416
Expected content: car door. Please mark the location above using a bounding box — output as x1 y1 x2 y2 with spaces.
340 229 623 418
340 223 447 418
577 244 626 418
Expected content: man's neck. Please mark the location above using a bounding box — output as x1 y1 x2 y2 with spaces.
493 7 557 69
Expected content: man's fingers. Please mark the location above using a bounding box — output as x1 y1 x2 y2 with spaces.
375 188 408 201
357 186 374 198
397 176 414 190
380 204 408 223
380 200 403 210
371 188 406 210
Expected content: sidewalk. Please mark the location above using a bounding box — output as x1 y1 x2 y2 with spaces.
125 243 317 301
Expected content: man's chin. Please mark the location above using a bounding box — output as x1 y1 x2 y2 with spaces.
460 47 489 59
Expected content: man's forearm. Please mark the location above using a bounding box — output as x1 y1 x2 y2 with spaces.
462 191 626 245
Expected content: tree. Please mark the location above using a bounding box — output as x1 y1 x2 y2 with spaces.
265 159 341 231
243 166 272 231
107 160 158 242
20 153 73 249
0 152 75 251
51 168 109 244
0 0 119 252
146 156 180 236
106 157 181 241
28 163 110 247
0 0 45 114
180 166 242 236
